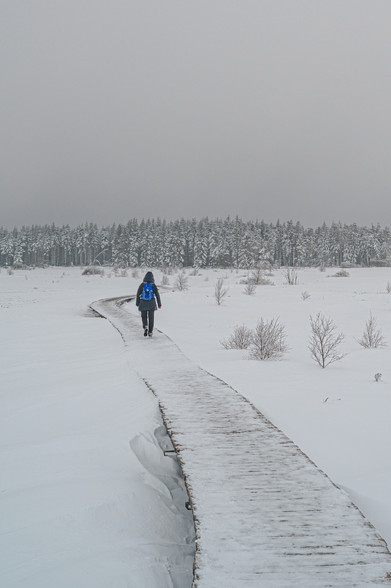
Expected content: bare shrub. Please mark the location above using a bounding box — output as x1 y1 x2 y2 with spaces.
358 313 386 348
161 274 170 286
319 265 326 272
189 267 199 276
244 270 274 286
82 267 104 276
250 268 263 285
374 373 382 382
386 282 391 294
301 291 311 301
215 278 229 305
260 275 275 285
309 313 346 368
249 318 288 360
131 268 139 278
175 271 189 291
243 282 256 295
256 273 274 285
332 269 350 277
7 267 14 275
221 325 253 349
284 267 298 285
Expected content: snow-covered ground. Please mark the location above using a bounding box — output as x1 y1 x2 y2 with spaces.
149 266 391 548
2 265 391 586
0 268 194 588
99 294 391 586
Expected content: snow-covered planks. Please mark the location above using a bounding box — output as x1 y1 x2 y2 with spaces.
91 296 391 588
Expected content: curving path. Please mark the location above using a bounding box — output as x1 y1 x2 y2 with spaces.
91 295 391 588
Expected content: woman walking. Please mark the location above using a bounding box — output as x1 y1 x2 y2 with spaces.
136 271 161 337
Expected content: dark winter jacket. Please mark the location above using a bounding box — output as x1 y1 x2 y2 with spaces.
136 272 161 311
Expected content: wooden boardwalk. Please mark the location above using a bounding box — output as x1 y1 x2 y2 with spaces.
91 296 391 587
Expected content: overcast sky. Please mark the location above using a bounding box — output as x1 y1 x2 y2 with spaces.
1 1 391 228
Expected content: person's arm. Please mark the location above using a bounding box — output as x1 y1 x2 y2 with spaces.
153 284 161 308
136 284 143 307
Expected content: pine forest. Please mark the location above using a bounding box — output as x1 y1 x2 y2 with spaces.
1 218 391 268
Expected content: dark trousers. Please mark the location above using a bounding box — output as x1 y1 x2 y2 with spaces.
141 309 155 333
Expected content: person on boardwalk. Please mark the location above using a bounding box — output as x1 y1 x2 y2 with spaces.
136 271 161 337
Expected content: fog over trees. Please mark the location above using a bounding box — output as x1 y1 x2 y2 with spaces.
1 218 391 268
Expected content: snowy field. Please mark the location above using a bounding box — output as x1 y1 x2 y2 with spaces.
0 268 194 588
2 265 391 586
148 266 391 548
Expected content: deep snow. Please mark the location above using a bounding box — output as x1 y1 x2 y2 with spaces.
2 265 391 586
0 268 194 588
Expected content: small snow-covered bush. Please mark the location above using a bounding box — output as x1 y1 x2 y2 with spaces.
301 291 311 301
189 267 199 276
215 278 229 305
374 373 382 382
358 313 386 349
82 267 104 276
319 265 326 272
251 267 275 284
161 274 170 286
243 282 256 295
175 271 189 291
260 276 274 285
284 268 298 285
221 325 253 350
243 271 274 286
131 268 139 278
250 268 263 285
255 273 274 286
7 267 14 275
386 282 391 294
332 269 350 277
308 313 345 368
249 318 288 360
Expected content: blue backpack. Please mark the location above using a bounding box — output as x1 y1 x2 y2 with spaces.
140 282 154 301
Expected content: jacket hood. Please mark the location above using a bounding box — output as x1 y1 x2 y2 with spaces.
143 271 155 283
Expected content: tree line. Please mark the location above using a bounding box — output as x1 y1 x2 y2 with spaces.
1 218 390 268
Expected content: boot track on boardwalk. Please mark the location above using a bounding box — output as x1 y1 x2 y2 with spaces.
90 295 391 588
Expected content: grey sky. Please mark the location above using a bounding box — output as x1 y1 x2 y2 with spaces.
1 0 391 228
